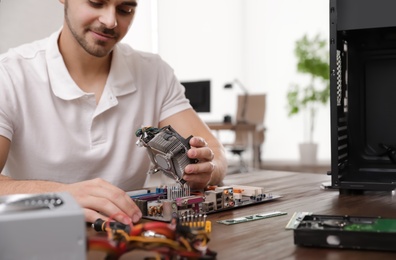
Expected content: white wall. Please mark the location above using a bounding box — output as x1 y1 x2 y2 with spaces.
246 0 331 162
157 0 245 123
155 0 330 162
0 0 63 53
122 0 157 52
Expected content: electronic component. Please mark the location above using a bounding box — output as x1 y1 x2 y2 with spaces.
134 126 282 222
93 218 131 234
131 184 281 222
217 211 287 225
146 199 178 221
293 214 396 251
204 190 224 210
214 186 235 208
179 213 212 233
0 192 86 260
230 184 265 197
135 125 197 185
285 211 313 230
90 216 216 259
0 193 64 213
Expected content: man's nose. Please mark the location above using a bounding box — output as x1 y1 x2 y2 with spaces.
98 7 117 29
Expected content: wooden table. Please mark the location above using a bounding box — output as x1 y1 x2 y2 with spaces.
87 170 396 259
205 121 261 168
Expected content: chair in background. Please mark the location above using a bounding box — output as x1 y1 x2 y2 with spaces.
225 94 266 173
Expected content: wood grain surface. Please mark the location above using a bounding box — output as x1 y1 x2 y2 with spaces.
88 170 396 260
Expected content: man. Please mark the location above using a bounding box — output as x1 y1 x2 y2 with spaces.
0 0 227 225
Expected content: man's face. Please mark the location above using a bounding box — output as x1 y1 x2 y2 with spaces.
62 0 138 57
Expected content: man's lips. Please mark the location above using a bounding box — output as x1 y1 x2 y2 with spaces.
90 30 116 41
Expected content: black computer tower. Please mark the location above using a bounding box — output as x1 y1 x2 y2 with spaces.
330 0 396 192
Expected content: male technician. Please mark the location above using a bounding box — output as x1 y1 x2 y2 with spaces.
0 0 227 224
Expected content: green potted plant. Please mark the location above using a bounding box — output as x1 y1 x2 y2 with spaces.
286 33 330 164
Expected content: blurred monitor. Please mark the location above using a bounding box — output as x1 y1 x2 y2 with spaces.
181 80 211 113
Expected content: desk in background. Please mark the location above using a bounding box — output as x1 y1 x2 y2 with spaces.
206 121 261 168
87 170 396 259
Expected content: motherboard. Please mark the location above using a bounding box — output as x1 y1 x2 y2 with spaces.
128 184 281 222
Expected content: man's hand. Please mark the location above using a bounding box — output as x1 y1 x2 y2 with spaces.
183 136 216 189
159 108 228 189
57 178 142 224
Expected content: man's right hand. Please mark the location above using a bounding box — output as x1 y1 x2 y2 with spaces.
0 136 141 224
56 178 142 224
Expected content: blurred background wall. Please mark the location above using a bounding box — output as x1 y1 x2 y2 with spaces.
0 0 330 163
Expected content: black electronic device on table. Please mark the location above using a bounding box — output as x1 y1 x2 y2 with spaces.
329 0 396 193
293 213 396 252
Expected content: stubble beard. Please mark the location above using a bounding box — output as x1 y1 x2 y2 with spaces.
64 1 116 58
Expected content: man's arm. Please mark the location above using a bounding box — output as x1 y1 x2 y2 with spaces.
0 135 142 224
160 108 228 189
0 136 66 194
0 136 9 175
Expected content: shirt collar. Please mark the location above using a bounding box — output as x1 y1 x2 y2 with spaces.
107 44 136 97
46 29 136 100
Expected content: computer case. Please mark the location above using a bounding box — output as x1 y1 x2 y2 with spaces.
330 0 396 192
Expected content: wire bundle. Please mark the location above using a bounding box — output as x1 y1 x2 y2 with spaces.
89 213 217 260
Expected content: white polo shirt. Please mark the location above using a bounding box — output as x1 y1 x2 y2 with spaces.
0 30 191 191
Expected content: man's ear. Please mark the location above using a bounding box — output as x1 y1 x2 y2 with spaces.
59 0 65 4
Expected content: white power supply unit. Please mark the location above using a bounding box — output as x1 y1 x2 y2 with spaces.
0 192 86 260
